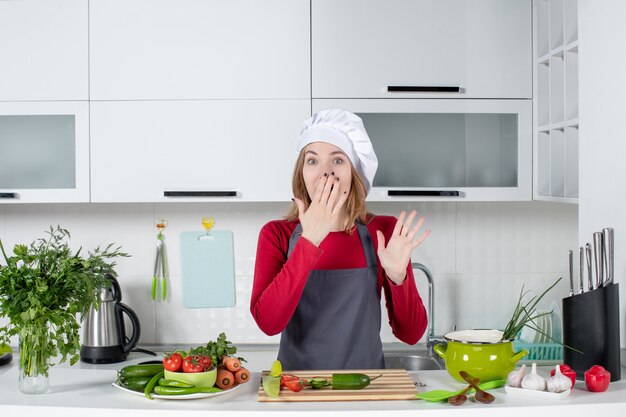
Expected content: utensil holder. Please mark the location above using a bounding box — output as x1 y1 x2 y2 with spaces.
562 283 620 381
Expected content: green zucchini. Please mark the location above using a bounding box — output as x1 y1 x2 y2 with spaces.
153 385 222 395
118 364 164 379
331 373 382 390
118 376 152 392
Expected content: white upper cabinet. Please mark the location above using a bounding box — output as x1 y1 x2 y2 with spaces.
312 0 532 99
90 100 310 203
0 101 90 203
89 0 310 100
0 0 88 101
314 99 532 201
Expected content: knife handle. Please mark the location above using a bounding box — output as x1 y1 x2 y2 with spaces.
585 243 593 292
578 247 585 294
568 249 574 296
602 228 614 286
593 232 604 289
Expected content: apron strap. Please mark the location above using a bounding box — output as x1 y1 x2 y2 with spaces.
287 223 303 258
355 221 378 268
287 221 378 268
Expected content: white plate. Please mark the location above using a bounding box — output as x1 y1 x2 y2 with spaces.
112 382 241 400
505 385 571 400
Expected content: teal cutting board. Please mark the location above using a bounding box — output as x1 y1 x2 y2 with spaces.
180 230 236 308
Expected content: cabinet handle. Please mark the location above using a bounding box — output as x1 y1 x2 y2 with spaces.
388 190 460 197
163 191 237 197
0 192 18 199
387 86 461 93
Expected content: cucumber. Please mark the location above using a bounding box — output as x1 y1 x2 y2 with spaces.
308 378 331 389
331 373 382 390
118 376 152 392
153 385 222 395
118 364 164 379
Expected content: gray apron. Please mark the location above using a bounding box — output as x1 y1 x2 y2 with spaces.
277 221 384 370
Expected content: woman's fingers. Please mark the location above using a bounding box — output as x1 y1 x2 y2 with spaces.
406 216 425 241
376 230 386 253
400 210 418 237
325 175 341 206
411 229 431 249
312 173 328 204
318 172 336 206
293 197 305 218
331 182 349 215
393 210 431 246
391 211 406 236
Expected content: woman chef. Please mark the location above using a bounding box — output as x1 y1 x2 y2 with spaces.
250 109 429 370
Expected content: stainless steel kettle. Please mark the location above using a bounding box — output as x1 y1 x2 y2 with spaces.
80 273 141 363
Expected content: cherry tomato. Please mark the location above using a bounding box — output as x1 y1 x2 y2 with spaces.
197 356 212 370
163 352 183 372
280 374 299 388
584 365 610 392
285 379 304 392
550 364 577 388
182 356 205 373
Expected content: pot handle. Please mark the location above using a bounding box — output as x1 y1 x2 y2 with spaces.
510 349 528 364
433 343 447 360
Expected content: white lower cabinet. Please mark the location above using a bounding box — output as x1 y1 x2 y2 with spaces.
0 101 90 203
90 100 311 202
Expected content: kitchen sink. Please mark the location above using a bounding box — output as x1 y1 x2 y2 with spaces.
383 353 444 371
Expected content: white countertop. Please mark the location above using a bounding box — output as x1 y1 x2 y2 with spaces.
1 349 625 417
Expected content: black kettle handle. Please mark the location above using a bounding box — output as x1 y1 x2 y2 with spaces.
116 303 141 353
106 273 123 302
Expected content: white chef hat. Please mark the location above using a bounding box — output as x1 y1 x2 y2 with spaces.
297 109 378 193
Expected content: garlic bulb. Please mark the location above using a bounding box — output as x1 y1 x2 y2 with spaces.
521 363 547 391
547 364 573 393
506 364 526 388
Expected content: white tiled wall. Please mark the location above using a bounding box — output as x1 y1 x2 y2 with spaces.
0 201 577 346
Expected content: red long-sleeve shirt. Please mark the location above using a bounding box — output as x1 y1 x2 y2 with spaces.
250 215 428 344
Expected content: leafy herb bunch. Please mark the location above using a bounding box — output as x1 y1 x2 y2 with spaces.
501 276 562 342
0 226 129 377
187 332 245 367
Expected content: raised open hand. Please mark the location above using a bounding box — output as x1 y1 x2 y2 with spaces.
293 173 349 246
376 210 430 285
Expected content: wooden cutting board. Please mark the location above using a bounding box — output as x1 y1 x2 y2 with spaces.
257 369 418 402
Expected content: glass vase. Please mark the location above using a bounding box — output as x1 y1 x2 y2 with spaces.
18 330 50 394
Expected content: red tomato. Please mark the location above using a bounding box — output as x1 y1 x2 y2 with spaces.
584 365 611 392
280 374 299 388
163 353 183 372
284 379 304 393
550 364 577 388
182 356 206 373
197 356 212 370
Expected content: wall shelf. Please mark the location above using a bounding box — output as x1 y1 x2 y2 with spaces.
534 0 579 204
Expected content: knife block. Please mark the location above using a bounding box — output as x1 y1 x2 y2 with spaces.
562 283 620 381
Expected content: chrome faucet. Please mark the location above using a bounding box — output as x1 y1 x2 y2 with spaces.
412 262 446 367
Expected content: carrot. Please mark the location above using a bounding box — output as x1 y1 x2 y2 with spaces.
234 368 250 384
221 355 241 372
216 368 235 389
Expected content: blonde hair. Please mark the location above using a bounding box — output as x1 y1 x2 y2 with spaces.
285 150 371 233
